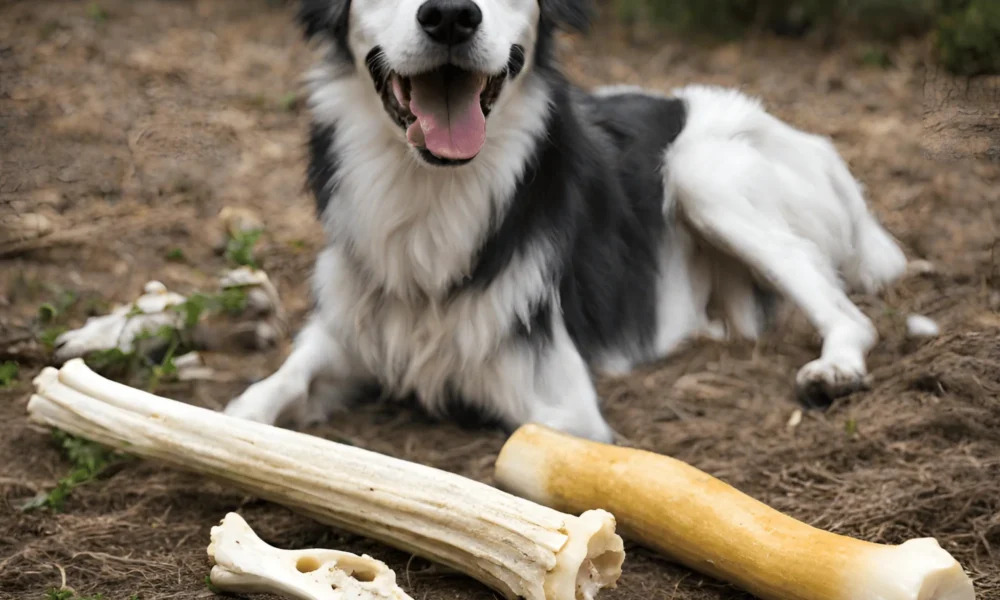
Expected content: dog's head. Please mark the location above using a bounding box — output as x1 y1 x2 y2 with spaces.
300 0 592 166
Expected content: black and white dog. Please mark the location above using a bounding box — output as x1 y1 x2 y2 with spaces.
223 0 907 441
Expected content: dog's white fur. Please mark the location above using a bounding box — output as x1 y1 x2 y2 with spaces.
223 0 907 441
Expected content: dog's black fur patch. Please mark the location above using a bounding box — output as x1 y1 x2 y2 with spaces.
308 121 340 216
461 83 687 361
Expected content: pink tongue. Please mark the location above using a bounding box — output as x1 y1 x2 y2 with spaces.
407 71 485 161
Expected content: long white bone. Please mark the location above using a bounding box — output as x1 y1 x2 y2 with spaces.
208 512 413 600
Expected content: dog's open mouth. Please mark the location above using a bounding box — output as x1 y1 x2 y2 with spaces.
371 59 509 165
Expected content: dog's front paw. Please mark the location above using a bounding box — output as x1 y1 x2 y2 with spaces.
223 378 307 426
528 407 616 444
795 357 871 410
223 394 280 425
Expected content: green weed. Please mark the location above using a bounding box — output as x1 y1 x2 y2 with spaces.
279 91 300 112
85 2 108 23
23 431 124 512
165 248 186 262
0 361 18 388
225 228 263 268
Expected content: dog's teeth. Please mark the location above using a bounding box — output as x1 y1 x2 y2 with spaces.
391 76 409 110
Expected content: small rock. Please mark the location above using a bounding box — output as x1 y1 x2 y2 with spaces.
213 206 264 253
174 351 216 381
787 409 803 429
0 213 53 243
906 260 936 277
906 314 940 339
219 206 264 238
254 321 279 350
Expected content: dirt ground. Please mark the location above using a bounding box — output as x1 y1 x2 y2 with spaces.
2 0 999 598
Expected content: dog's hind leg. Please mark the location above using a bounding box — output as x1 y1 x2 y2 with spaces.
802 133 907 295
224 318 366 426
668 138 878 408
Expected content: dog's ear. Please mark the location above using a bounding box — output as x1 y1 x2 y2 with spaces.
298 0 351 42
539 0 594 33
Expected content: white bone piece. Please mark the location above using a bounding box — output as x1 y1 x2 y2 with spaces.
208 513 413 600
52 270 286 363
220 267 282 316
53 281 186 363
906 314 940 339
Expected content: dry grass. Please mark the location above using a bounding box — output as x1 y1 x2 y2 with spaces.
1 0 999 599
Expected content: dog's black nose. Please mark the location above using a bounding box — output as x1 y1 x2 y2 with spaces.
417 0 482 45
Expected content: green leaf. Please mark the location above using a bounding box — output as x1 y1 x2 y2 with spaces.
165 248 186 262
23 431 119 512
224 228 263 268
0 361 18 387
86 2 108 22
39 326 68 349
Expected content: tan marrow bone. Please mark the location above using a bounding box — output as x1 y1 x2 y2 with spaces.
494 424 975 600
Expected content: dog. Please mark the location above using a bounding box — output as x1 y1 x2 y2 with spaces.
222 0 908 442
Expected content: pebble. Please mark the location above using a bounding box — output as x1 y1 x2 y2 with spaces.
906 314 940 339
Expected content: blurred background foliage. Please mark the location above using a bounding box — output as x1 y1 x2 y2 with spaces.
602 0 1000 75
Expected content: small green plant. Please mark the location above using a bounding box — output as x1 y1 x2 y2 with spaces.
175 288 249 329
36 290 81 350
205 575 223 595
860 46 893 68
845 417 858 437
23 431 124 512
225 228 264 268
39 326 68 350
165 247 186 262
279 91 300 112
85 2 108 23
0 361 18 388
38 290 79 325
80 289 248 390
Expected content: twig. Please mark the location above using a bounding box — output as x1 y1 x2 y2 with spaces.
0 207 190 258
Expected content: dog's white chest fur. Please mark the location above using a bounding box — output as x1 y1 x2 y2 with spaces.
307 75 558 404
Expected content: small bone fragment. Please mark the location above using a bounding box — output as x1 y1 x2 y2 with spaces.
53 281 186 363
495 424 975 600
213 206 264 253
208 512 413 600
220 267 282 316
906 314 940 339
786 409 803 429
28 360 624 600
219 206 264 237
52 270 285 363
906 260 936 277
172 352 216 381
